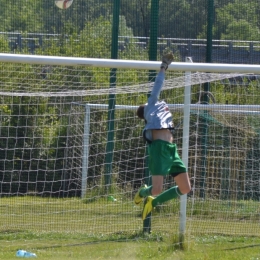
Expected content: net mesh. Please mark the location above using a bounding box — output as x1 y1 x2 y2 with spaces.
0 62 247 96
0 59 260 247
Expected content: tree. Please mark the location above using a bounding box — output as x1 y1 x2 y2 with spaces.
199 0 260 41
0 0 43 32
40 0 113 34
159 0 207 39
221 20 260 41
121 0 151 37
0 35 10 52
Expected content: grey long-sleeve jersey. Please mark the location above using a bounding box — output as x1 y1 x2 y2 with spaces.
143 71 174 142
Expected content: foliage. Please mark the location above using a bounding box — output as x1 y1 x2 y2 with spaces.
198 0 260 41
0 35 10 52
159 0 207 39
1 0 260 43
0 0 43 32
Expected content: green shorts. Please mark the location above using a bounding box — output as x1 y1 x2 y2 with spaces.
148 139 187 177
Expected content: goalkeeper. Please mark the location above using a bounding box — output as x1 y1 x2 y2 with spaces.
135 52 191 220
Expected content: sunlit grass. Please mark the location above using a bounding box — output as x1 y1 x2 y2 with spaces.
0 196 259 259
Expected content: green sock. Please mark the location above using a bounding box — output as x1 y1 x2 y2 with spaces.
139 185 152 198
152 186 182 207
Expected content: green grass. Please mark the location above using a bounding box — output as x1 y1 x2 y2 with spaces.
1 232 260 259
0 196 260 259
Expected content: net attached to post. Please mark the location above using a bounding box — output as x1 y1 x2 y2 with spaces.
1 56 260 248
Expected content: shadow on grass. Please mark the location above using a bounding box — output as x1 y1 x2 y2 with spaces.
224 244 260 250
32 230 164 250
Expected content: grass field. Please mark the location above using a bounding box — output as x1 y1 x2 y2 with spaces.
0 196 259 259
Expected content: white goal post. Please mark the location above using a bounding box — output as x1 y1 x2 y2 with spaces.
1 53 260 248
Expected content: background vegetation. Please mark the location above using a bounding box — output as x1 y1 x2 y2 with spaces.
0 0 260 257
2 0 260 41
1 0 260 57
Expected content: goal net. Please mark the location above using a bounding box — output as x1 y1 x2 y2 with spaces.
0 54 260 250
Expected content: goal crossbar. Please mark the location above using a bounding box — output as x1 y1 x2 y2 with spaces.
79 103 260 112
1 53 260 73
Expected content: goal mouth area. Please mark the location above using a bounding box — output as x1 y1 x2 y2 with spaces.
1 53 260 242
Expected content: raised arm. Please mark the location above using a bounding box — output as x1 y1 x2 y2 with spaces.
147 52 174 105
147 69 165 104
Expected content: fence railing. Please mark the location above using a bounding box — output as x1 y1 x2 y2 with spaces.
1 32 260 63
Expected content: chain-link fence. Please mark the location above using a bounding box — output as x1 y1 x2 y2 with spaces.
1 0 260 63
